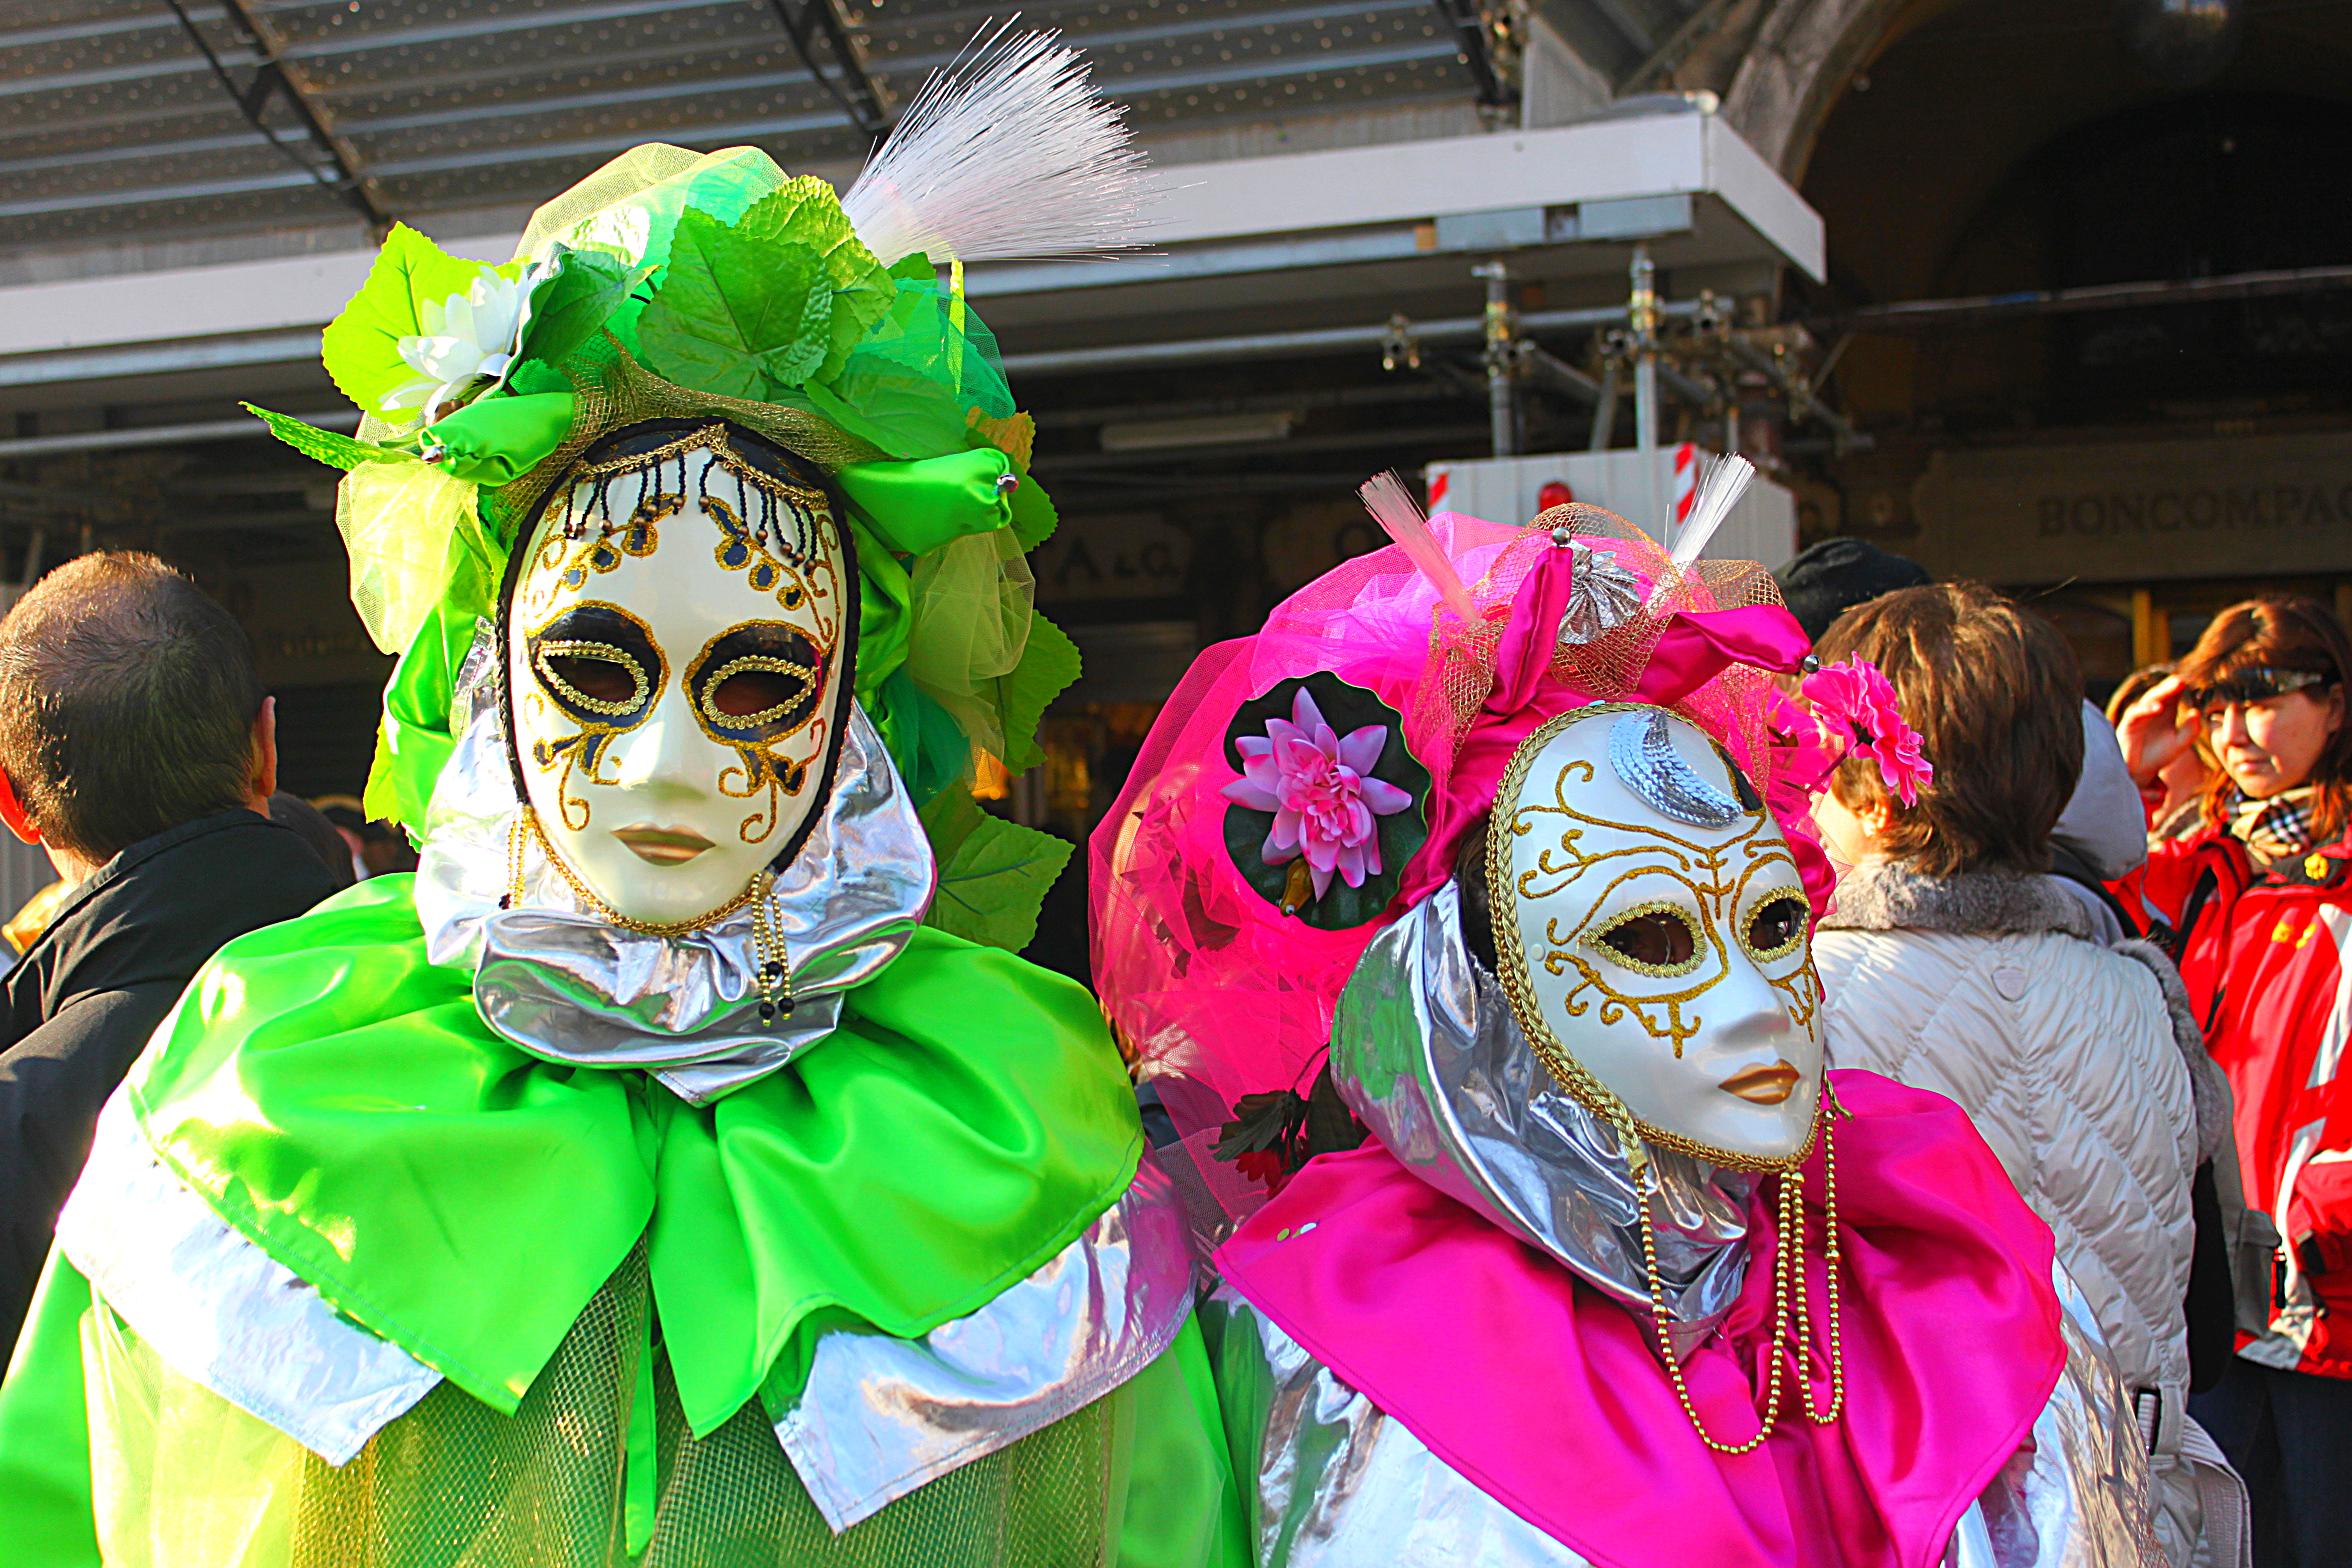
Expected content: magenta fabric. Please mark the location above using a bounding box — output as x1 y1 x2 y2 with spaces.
1089 509 1832 1224
1214 1071 2065 1568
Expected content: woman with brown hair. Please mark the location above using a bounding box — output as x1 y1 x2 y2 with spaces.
1810 582 2242 1568
2120 596 2352 1568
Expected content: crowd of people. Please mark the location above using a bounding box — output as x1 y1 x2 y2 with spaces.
0 36 2345 1568
1760 537 2352 1566
9 527 2351 1568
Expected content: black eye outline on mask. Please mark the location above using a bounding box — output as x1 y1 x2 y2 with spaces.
526 603 666 732
1742 892 1810 964
684 621 829 748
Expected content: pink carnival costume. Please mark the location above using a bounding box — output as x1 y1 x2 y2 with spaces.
1090 475 2165 1567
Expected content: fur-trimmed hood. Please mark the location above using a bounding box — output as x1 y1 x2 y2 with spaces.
1821 862 2231 1165
1822 863 2096 939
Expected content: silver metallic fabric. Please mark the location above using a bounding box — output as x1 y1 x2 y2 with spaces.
1952 1266 2169 1568
1329 881 1756 1345
1555 537 1642 649
415 624 935 1105
1606 707 1743 828
775 1155 1197 1532
55 1094 444 1466
1207 1284 1580 1567
1209 1261 2159 1568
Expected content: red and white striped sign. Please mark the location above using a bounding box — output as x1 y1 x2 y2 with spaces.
1670 441 1699 527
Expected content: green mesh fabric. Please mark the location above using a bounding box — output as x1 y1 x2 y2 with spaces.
84 1251 1147 1568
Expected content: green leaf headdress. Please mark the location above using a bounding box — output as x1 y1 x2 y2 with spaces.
255 30 1144 939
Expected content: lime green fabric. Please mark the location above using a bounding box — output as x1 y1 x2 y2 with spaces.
0 1251 101 1568
1116 1319 1250 1568
124 876 1144 1439
0 1262 1241 1568
836 448 1013 558
362 593 484 831
422 393 578 486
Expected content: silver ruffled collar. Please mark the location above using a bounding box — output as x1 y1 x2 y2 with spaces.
1328 881 1756 1351
414 623 935 1104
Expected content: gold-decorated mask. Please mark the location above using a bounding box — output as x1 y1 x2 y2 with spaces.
503 420 852 929
1485 702 1823 1171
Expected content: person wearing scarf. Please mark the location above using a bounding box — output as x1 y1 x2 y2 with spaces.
2121 597 2352 1568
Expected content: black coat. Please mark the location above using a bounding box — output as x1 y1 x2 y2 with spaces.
0 809 339 1358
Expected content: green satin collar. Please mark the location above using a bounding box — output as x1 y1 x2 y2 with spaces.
126 876 1141 1436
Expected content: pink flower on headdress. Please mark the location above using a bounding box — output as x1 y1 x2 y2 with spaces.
1800 657 1935 806
1223 687 1414 899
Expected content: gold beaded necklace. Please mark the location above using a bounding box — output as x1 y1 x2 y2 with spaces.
504 805 796 1020
1633 1100 1845 1454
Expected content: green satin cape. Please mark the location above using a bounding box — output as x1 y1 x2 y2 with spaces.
122 876 1143 1437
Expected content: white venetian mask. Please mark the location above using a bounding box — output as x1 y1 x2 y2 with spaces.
504 421 852 929
1485 703 1823 1168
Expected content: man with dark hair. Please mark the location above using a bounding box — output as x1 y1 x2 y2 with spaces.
1771 536 1934 644
0 552 338 1357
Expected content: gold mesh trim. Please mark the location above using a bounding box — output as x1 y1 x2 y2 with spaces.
1412 502 1791 803
490 334 888 546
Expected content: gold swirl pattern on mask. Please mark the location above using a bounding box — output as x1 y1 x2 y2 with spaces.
716 713 826 847
521 471 681 617
700 467 842 647
683 622 832 848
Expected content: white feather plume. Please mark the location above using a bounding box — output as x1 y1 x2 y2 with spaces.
840 22 1148 267
1359 471 1479 625
1669 452 1756 568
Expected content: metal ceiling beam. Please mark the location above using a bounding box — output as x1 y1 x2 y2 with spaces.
350 39 1457 178
0 0 745 101
0 125 314 180
1429 0 1519 108
0 2 346 51
164 0 390 231
1807 264 2352 333
765 0 894 138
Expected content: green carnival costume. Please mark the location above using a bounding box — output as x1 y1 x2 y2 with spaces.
0 34 1241 1568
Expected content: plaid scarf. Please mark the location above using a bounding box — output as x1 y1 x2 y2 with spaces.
2228 786 2321 867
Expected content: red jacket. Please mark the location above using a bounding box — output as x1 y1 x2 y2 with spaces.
2139 826 2352 1380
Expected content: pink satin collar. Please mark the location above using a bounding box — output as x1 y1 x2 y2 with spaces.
1215 1071 2064 1568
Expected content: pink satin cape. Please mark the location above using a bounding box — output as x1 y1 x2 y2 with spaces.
1213 1071 2064 1568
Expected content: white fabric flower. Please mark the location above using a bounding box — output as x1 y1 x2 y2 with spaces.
381 268 533 421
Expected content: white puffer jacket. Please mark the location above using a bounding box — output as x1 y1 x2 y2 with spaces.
1816 865 2237 1568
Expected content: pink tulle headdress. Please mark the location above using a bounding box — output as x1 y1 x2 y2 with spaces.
1087 466 1911 1218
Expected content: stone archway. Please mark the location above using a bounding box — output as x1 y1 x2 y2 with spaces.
1720 0 1932 174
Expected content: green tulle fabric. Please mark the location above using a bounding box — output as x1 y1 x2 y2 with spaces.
120 876 1144 1439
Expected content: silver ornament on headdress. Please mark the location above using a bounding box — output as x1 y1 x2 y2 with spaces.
1555 536 1643 649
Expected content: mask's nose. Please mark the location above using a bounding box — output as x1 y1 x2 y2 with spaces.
603 685 709 801
1702 954 1800 1052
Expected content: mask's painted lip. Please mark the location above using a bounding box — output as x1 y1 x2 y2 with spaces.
613 825 715 866
1718 1060 1801 1104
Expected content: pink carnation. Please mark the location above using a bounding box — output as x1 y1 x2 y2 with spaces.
1800 657 1935 807
1222 687 1414 899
